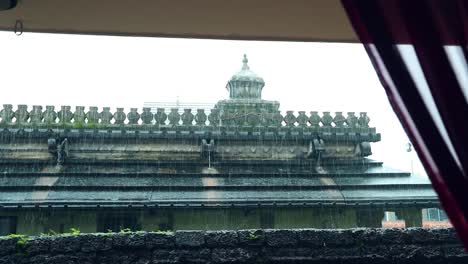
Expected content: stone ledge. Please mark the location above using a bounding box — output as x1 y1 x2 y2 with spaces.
0 228 465 264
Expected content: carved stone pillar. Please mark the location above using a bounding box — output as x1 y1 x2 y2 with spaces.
396 208 423 227
356 208 384 228
140 107 153 124
308 111 320 127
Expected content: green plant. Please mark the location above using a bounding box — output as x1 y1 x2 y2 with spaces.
69 227 81 235
119 228 132 233
45 229 58 236
14 235 30 255
248 232 259 239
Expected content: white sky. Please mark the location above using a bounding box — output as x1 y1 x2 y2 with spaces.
0 32 426 176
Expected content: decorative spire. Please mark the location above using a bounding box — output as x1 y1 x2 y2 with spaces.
242 54 249 70
226 54 265 100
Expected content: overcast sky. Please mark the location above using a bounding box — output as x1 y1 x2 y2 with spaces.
0 31 426 176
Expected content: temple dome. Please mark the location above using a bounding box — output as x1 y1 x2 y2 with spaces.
226 54 265 100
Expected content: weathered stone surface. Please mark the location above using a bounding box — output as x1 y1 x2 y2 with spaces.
238 229 265 247
0 238 17 255
0 229 466 263
25 237 50 254
298 229 354 247
265 229 298 247
50 235 81 253
212 248 258 263
175 231 205 248
80 234 113 252
144 232 175 249
206 231 238 248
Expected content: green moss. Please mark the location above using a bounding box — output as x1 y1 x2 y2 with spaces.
248 232 259 239
73 122 84 129
3 235 31 256
151 230 174 235
119 228 132 233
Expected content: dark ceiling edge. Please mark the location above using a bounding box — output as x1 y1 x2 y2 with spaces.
0 27 361 43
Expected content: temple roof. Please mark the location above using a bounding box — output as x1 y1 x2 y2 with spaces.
0 55 438 210
0 159 438 208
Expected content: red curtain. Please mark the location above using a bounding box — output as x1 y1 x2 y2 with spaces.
341 0 468 247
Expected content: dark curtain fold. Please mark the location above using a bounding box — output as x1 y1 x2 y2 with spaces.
341 0 468 248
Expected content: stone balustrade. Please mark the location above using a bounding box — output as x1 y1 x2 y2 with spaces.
0 104 372 129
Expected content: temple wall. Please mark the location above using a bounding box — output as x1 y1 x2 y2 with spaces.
1 207 428 236
0 228 465 264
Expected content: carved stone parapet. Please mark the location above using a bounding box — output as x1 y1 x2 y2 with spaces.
127 108 140 125
86 107 99 124
272 111 283 127
100 107 113 124
195 109 207 126
58 106 73 124
140 107 153 124
114 108 126 125
30 105 43 124
168 108 180 126
284 111 296 127
0 104 14 124
346 112 358 128
181 108 194 125
155 108 167 125
15 105 29 124
208 109 220 127
246 113 260 127
358 112 370 127
296 111 308 127
74 106 86 124
333 112 346 128
43 106 57 124
0 104 375 133
309 111 320 127
321 112 333 127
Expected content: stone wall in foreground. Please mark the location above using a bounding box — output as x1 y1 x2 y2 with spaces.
0 228 466 264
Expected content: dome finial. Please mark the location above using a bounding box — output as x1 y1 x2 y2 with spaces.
242 54 249 70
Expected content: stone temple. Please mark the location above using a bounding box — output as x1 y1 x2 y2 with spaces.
0 55 440 235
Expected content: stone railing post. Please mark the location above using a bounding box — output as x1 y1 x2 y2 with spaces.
359 112 370 127
114 108 126 125
100 107 113 125
15 104 29 124
346 112 358 128
195 109 207 126
284 111 296 127
140 107 153 124
168 108 180 126
309 111 320 127
181 108 194 126
127 108 140 125
58 105 73 124
86 107 100 124
30 105 43 124
0 104 14 124
296 111 308 127
333 111 346 127
74 106 86 124
208 109 220 127
43 106 57 124
321 112 333 127
155 108 167 125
